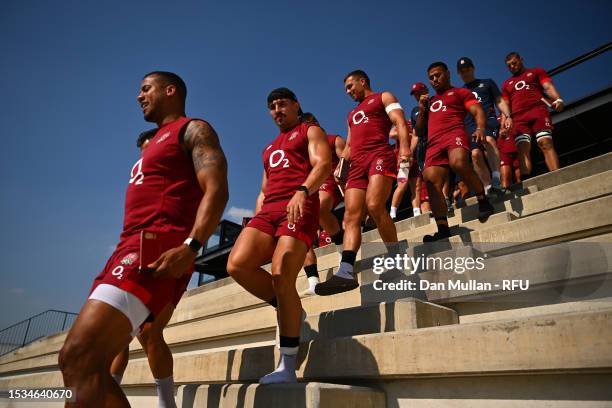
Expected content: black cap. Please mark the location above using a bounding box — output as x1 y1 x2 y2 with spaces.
457 57 474 70
267 87 298 105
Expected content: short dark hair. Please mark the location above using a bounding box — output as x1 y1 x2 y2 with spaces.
136 128 157 149
505 51 521 61
143 71 187 103
344 69 370 87
267 87 298 105
427 61 448 72
301 112 319 125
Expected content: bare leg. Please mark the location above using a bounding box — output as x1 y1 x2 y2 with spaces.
137 303 175 379
500 164 513 188
318 191 341 235
516 140 532 177
59 300 134 407
390 180 408 218
538 137 560 171
366 174 397 243
227 227 277 302
341 188 367 252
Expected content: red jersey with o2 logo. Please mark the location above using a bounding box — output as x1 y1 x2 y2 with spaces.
427 87 478 143
122 117 203 240
501 67 552 115
262 121 317 210
347 93 393 159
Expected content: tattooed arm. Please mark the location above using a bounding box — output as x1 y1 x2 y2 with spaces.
150 119 229 279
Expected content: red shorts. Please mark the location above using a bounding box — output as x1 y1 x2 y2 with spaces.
346 147 397 190
513 105 553 145
500 150 518 168
424 130 470 168
247 200 319 247
318 230 333 247
319 177 342 208
89 234 194 318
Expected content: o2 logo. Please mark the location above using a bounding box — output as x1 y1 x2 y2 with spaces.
129 158 144 185
430 100 447 112
269 150 290 168
514 80 530 91
111 265 125 280
472 92 482 102
352 110 369 125
287 223 296 231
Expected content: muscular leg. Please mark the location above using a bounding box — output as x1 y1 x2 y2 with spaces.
366 174 397 243
137 303 175 379
412 177 421 215
516 140 532 177
500 164 513 188
110 347 129 383
484 136 502 186
342 188 367 252
450 148 494 222
537 137 559 171
423 166 448 220
471 148 491 189
227 227 277 303
59 300 134 407
318 191 340 235
259 236 308 384
390 180 408 219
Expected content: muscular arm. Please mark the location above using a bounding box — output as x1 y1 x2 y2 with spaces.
183 120 229 243
255 172 266 215
340 126 351 160
285 125 331 224
410 127 419 158
542 81 562 101
468 103 487 143
334 135 346 159
382 91 409 159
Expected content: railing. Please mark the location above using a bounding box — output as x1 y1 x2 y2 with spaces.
547 42 611 77
0 310 77 357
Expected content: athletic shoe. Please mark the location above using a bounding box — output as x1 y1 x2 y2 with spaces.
314 275 359 296
423 230 451 243
486 185 506 199
478 199 495 222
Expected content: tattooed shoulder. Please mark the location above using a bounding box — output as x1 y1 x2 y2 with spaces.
184 120 227 173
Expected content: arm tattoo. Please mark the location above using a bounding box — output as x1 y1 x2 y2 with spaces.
185 120 227 173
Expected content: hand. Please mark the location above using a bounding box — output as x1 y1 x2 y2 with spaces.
552 99 564 112
398 154 412 168
286 190 306 224
334 158 348 184
499 125 508 137
148 244 196 279
418 94 429 111
504 116 513 130
472 128 485 144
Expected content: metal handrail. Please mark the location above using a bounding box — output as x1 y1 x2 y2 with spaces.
547 42 611 77
0 310 78 357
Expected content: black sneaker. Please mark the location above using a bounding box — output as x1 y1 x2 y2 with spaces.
478 199 495 222
314 275 359 296
486 185 505 199
423 230 451 242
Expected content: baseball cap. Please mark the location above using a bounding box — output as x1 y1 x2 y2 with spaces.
267 87 298 104
457 57 474 70
410 82 428 95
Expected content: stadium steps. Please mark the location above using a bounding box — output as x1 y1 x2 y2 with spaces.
0 152 611 407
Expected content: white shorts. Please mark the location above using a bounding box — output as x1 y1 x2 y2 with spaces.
89 283 150 336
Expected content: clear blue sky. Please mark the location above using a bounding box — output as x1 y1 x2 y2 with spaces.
1 0 611 328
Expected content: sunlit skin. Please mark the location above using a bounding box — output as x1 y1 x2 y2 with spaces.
268 98 301 132
136 76 183 126
344 76 371 102
506 55 525 75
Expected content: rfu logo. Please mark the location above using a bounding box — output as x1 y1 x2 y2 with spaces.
479 83 485 88
455 137 463 146
376 159 383 165
155 131 171 144
352 110 369 125
527 72 533 77
289 131 298 141
121 253 138 266
448 91 454 96
367 98 375 105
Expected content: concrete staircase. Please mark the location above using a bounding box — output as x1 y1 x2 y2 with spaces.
1 152 611 407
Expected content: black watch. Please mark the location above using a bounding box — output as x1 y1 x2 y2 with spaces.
297 185 309 196
184 237 203 253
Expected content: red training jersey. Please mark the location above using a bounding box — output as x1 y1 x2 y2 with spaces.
427 87 478 143
122 117 203 240
501 67 552 115
347 92 393 158
262 121 317 208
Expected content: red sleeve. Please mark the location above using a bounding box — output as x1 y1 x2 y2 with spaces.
501 80 510 101
460 88 478 110
535 67 552 85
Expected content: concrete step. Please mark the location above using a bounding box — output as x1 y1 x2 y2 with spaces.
2 307 610 389
177 382 385 408
0 298 454 377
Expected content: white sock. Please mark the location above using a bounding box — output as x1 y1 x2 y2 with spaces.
307 276 320 291
334 262 354 280
259 352 297 384
484 184 491 194
390 207 397 218
111 374 123 385
413 207 421 216
154 376 177 408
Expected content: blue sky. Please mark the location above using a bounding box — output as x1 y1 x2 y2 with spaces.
1 0 611 328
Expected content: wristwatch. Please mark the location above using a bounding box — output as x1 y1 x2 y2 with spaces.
184 237 203 253
297 185 309 196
